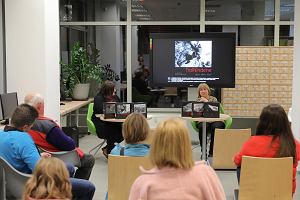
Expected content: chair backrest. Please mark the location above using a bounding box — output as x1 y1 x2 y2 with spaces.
108 155 153 200
87 103 97 135
39 148 81 168
164 87 177 96
239 156 293 200
0 157 31 199
212 128 251 169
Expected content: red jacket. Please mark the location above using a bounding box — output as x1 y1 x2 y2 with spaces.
234 135 300 194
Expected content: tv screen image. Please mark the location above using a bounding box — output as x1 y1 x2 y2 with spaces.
150 32 236 88
103 102 116 119
133 103 147 118
116 103 132 119
175 41 212 68
181 101 193 117
192 102 205 118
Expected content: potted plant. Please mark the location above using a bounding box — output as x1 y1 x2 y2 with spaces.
61 42 119 100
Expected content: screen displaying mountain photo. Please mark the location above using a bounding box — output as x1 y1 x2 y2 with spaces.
175 41 212 68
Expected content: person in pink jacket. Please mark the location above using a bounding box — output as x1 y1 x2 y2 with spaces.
129 118 226 200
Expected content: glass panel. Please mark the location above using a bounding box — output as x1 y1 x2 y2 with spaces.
280 0 294 21
206 25 274 46
132 0 200 21
205 0 275 21
132 25 200 108
280 25 294 46
60 25 126 99
59 0 127 22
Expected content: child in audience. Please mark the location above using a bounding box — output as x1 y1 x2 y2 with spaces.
129 118 226 200
110 112 150 156
105 113 150 199
234 104 300 194
23 157 72 200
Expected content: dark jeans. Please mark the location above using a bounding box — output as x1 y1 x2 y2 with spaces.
197 121 225 156
103 122 123 154
70 178 95 200
66 163 75 177
74 153 95 180
66 164 95 199
93 118 123 154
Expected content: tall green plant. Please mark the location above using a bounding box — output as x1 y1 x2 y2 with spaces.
61 42 104 97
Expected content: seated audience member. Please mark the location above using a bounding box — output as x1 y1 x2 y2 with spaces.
234 104 300 194
132 71 150 95
105 113 150 200
24 93 95 180
111 112 150 156
129 118 226 200
0 104 95 200
92 81 123 156
23 157 72 200
196 83 225 156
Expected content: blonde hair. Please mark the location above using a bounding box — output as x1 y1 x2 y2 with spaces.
122 113 150 144
150 118 194 169
23 157 72 200
197 83 211 97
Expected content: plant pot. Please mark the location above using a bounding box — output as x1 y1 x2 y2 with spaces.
72 83 90 100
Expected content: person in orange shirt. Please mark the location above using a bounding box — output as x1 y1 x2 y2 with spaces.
234 104 300 194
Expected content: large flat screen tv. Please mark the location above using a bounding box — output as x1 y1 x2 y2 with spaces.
150 32 236 88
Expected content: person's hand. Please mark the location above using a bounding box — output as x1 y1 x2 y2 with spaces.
200 97 208 102
40 152 51 157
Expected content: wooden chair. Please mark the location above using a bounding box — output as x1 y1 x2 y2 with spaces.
0 156 31 199
164 87 178 107
234 156 293 200
212 128 251 169
108 155 153 200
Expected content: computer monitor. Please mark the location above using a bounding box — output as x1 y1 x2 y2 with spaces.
0 92 18 124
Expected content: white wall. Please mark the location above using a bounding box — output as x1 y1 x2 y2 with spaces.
0 0 4 94
292 0 300 140
5 0 60 121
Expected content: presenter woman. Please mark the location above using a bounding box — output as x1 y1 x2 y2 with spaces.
196 83 225 157
92 81 123 157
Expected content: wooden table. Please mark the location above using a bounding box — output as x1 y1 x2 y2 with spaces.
182 114 231 160
60 98 94 126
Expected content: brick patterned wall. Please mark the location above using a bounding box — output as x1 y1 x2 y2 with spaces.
223 47 293 117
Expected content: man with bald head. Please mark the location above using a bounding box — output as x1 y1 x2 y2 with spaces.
24 93 95 180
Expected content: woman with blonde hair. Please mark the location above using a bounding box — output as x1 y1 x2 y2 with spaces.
111 112 150 156
197 83 225 157
23 157 72 200
129 118 226 200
